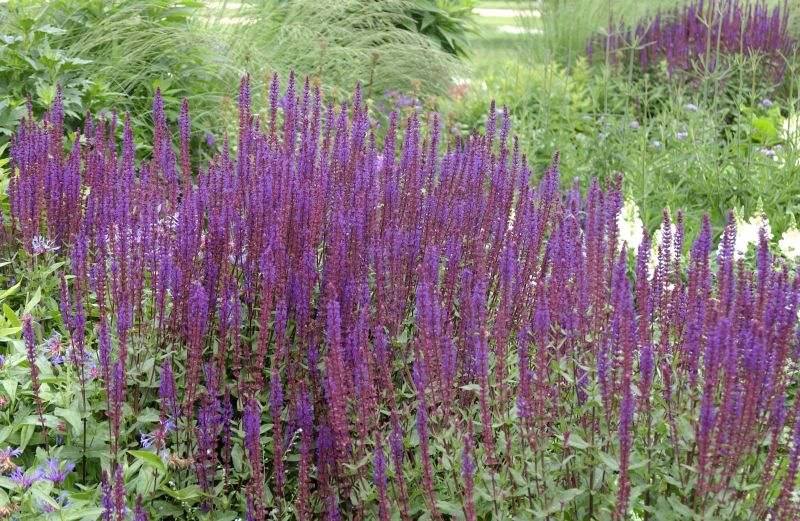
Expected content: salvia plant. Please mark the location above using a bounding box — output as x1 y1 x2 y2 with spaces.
0 73 800 519
586 0 796 82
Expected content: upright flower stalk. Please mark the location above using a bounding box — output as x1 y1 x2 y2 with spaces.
3 71 800 519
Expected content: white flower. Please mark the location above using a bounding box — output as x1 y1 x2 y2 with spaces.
718 214 772 259
782 113 800 167
785 113 799 141
779 226 800 260
617 198 644 251
31 236 59 255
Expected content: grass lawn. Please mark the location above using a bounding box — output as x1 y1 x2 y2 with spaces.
470 0 542 73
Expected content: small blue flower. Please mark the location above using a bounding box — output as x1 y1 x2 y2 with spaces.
676 130 689 139
629 120 640 129
683 103 698 112
761 98 773 108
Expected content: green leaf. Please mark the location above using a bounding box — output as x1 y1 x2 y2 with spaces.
598 451 619 472
566 432 589 450
1 378 16 401
162 484 203 503
0 281 20 302
0 327 21 338
554 487 583 504
18 424 34 451
23 286 42 315
435 500 463 516
667 496 697 519
55 407 83 434
3 304 19 326
129 450 168 474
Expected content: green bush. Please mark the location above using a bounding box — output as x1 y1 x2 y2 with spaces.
0 0 237 149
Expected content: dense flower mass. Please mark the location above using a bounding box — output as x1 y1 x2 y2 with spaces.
2 74 800 518
586 0 795 81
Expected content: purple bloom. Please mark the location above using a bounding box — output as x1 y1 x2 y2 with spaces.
31 235 59 255
684 103 698 112
9 467 39 488
134 495 148 521
140 419 175 449
38 458 75 484
586 1 795 82
761 98 773 107
7 69 800 520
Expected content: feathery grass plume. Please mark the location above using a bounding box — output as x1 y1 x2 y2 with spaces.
219 0 465 101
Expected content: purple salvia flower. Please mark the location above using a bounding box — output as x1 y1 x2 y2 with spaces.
133 495 148 521
462 427 477 521
373 434 390 521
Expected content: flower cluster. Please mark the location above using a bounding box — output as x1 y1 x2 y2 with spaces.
586 0 795 81
2 73 800 519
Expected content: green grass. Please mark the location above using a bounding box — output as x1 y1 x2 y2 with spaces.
476 0 538 8
470 2 542 73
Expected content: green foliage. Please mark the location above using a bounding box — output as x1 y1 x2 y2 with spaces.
0 0 236 149
398 0 479 58
440 51 800 244
530 0 676 66
218 0 466 103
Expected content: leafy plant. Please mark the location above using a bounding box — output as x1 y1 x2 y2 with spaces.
397 0 478 58
218 0 467 103
1 74 800 519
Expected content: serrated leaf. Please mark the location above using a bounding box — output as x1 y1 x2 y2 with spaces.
667 496 696 519
435 500 463 516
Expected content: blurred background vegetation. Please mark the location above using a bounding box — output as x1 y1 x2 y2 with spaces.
1 0 799 245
